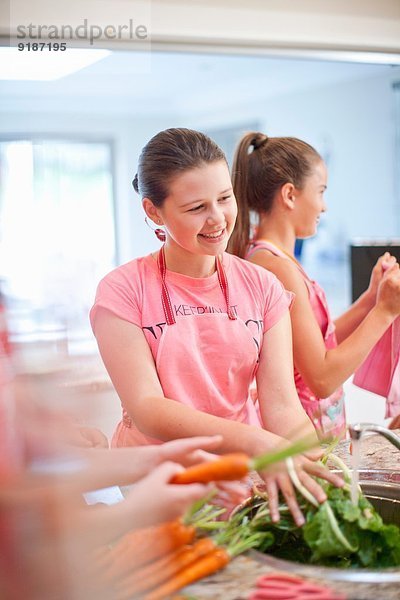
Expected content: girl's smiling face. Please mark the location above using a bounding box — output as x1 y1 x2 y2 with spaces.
293 160 328 239
145 160 237 260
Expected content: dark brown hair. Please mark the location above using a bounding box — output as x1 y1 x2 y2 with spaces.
132 128 227 207
228 132 321 258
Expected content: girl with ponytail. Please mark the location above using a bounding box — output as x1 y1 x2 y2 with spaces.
229 132 400 438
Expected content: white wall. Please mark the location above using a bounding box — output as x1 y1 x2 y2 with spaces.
188 68 400 241
260 71 400 240
2 64 399 265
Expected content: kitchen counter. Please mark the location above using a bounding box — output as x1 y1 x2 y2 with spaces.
184 433 400 600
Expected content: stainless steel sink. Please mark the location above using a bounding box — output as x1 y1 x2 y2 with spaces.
250 470 400 599
359 470 400 528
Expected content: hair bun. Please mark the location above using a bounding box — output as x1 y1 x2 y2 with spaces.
132 174 139 193
251 134 268 151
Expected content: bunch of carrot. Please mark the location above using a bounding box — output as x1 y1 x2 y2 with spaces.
93 435 319 598
115 535 228 599
95 501 268 599
98 519 197 583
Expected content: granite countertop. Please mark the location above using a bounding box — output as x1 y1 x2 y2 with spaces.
184 433 400 600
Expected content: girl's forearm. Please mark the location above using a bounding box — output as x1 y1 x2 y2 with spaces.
334 290 374 343
259 397 317 443
129 394 284 458
307 305 394 397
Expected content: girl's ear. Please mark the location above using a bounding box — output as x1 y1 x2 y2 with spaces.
142 198 163 225
281 182 296 210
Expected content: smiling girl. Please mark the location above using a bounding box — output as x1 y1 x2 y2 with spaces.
229 132 400 439
90 128 343 525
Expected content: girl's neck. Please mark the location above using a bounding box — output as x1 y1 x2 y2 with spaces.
255 221 296 257
161 243 217 278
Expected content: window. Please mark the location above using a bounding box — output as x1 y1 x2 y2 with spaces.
0 139 116 353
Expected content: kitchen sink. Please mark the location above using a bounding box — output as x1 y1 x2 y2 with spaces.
249 470 400 599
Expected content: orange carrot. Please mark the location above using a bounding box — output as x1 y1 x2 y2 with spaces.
171 435 320 485
104 521 196 581
115 537 217 598
142 547 230 600
107 519 183 564
171 453 249 484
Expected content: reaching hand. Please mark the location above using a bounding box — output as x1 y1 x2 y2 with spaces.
260 454 343 527
124 461 212 527
159 435 223 466
181 448 251 517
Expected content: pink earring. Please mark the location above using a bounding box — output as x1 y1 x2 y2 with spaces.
145 217 166 242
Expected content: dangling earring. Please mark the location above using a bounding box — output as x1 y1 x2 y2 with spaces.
145 217 166 242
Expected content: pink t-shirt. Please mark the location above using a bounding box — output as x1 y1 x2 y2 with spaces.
90 252 292 445
91 252 290 357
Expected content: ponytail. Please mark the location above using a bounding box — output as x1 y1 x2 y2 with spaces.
228 132 321 259
228 132 267 258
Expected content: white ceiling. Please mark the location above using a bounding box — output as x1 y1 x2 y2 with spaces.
0 49 394 118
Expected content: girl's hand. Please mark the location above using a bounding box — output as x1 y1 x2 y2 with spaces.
160 438 252 509
159 435 223 466
260 456 343 527
125 461 212 528
367 252 398 302
210 478 252 519
376 262 400 319
183 448 251 517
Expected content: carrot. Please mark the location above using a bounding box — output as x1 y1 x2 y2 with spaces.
171 435 320 485
114 546 189 598
171 453 249 484
107 519 183 564
142 547 230 600
115 537 217 598
104 520 196 581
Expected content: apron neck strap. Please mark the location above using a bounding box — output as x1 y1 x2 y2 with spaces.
157 246 237 325
216 255 237 321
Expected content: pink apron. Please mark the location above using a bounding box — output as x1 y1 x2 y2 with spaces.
247 240 346 440
353 317 400 418
112 247 262 447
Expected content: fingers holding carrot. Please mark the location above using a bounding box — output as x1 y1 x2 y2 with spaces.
180 448 251 516
159 435 223 466
125 461 213 528
168 436 343 526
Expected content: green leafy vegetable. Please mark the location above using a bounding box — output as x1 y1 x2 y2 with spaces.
238 467 400 569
